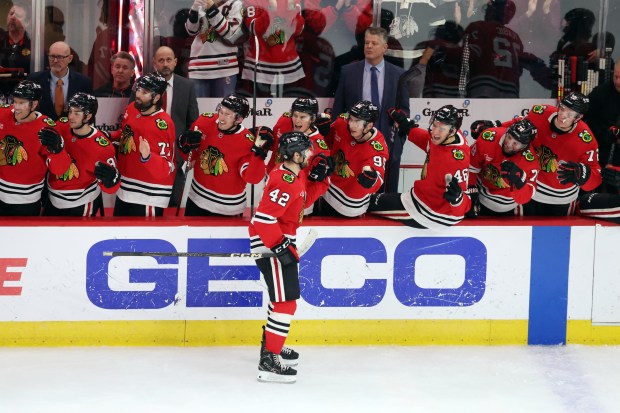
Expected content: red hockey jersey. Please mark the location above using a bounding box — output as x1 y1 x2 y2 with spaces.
469 127 539 212
504 105 602 205
323 116 388 217
242 0 305 85
116 104 176 208
0 107 71 204
47 119 119 209
402 127 471 227
182 113 265 215
249 163 327 251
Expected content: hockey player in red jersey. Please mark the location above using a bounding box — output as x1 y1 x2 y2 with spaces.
43 93 120 216
475 92 602 215
578 127 620 223
270 98 333 214
468 118 539 216
368 105 471 228
113 72 176 217
314 100 388 217
0 80 71 216
177 94 269 216
249 131 331 383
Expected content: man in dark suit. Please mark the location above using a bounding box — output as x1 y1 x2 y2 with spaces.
333 27 409 193
152 46 199 207
27 41 93 120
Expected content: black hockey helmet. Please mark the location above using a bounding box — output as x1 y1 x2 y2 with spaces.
279 131 312 160
432 105 462 130
68 92 98 116
12 80 42 101
561 92 589 115
485 0 516 24
136 72 167 96
291 98 319 118
221 94 250 119
507 118 537 145
349 100 378 123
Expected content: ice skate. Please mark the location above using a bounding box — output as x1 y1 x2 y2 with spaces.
257 349 297 383
261 326 299 367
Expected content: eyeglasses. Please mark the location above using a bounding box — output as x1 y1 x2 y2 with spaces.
48 55 69 61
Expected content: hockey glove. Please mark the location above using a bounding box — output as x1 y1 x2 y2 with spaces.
601 167 620 189
271 237 299 267
443 175 463 206
357 168 379 189
501 161 527 190
388 107 418 136
308 154 335 182
250 126 274 160
38 127 64 154
464 186 480 218
94 161 121 188
314 112 332 137
177 130 202 154
558 161 591 186
470 120 501 140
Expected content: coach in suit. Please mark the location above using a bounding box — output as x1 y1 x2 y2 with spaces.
28 41 93 120
151 46 199 207
333 27 409 193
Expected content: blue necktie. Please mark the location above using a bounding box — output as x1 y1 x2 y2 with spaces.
370 66 380 109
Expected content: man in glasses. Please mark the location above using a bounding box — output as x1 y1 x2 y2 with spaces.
28 41 92 120
471 92 602 216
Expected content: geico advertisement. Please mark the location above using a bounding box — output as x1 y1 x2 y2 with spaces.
0 225 569 322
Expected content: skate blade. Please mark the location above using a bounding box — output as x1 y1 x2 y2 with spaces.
257 371 297 384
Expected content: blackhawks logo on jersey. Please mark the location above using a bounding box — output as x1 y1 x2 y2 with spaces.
0 135 27 166
0 103 10 108
334 150 354 178
536 145 559 172
155 119 168 130
316 139 328 150
119 125 136 155
531 105 546 114
523 149 535 162
579 130 593 143
200 26 217 43
266 26 285 47
483 164 509 189
57 161 79 181
96 135 111 147
481 130 496 141
58 117 69 123
282 173 295 184
43 118 57 127
370 141 384 151
200 112 215 118
199 146 228 176
452 149 465 160
246 133 255 143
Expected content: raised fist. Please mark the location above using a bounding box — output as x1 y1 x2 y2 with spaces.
177 130 202 154
314 113 332 137
250 126 274 159
388 108 418 136
38 127 64 154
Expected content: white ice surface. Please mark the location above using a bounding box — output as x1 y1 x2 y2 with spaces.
1 345 619 413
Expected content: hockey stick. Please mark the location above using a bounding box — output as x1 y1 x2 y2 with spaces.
249 19 260 218
102 228 318 258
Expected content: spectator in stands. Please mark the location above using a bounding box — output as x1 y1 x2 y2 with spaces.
94 52 136 98
28 41 93 120
0 2 31 76
185 0 244 97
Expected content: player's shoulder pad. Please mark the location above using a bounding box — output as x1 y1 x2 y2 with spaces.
522 148 536 162
577 129 594 144
0 103 10 108
155 118 168 130
530 104 547 115
480 130 496 141
282 111 292 118
96 131 111 147
245 132 255 143
451 148 466 161
42 117 57 127
369 140 385 152
281 171 297 184
200 112 215 118
339 113 348 119
58 117 69 123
